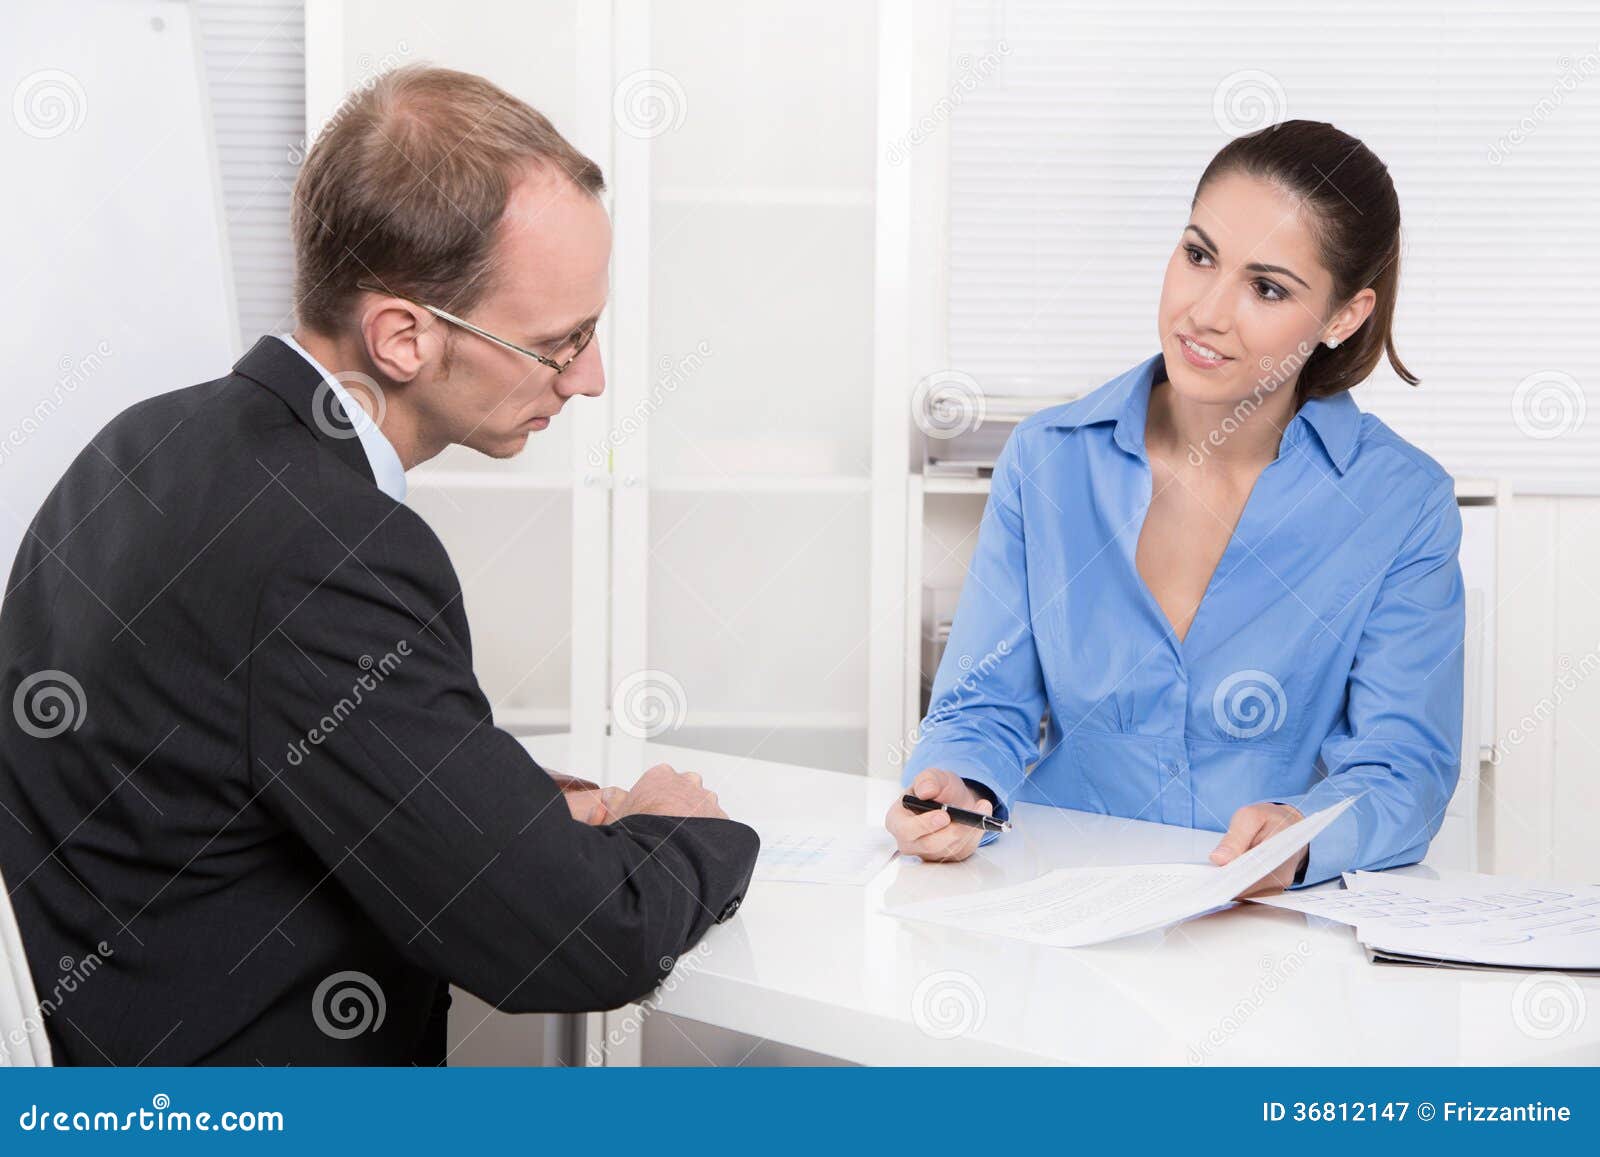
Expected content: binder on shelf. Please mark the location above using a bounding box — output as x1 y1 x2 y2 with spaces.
921 393 1076 478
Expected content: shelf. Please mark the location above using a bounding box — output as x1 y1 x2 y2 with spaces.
665 710 867 729
1452 478 1502 502
650 474 872 494
407 471 576 492
496 707 570 731
653 185 873 208
920 475 992 495
500 712 869 734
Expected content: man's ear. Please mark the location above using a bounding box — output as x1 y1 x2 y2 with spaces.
1325 286 1376 347
360 298 437 383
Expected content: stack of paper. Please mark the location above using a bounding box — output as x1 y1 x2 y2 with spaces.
1249 871 1600 972
884 796 1358 948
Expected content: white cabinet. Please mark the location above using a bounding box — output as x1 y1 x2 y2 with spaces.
308 0 880 782
606 0 879 778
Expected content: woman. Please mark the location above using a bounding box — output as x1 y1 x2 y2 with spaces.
889 121 1464 894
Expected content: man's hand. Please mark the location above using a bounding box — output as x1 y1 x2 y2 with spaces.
1210 802 1308 898
611 763 729 821
563 786 628 825
548 771 627 825
885 769 992 863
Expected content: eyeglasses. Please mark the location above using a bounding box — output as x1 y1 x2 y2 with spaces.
355 281 596 374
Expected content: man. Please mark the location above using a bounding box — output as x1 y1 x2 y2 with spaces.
0 65 757 1065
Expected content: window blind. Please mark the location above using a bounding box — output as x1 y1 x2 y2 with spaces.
945 0 1600 493
195 0 305 343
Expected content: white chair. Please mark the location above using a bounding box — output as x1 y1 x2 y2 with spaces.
0 863 51 1066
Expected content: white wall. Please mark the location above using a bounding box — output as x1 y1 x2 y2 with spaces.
0 1 237 573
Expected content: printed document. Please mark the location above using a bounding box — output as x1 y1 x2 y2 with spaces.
885 795 1358 947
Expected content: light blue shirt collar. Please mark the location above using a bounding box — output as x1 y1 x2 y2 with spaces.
1041 352 1362 474
275 333 407 502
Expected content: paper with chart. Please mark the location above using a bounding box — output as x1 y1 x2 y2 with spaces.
1248 869 1600 970
755 828 898 885
885 795 1359 948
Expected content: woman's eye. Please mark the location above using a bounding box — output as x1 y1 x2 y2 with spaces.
1184 244 1212 267
1253 279 1288 302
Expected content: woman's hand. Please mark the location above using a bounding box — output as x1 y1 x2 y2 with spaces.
885 769 993 863
1210 802 1308 897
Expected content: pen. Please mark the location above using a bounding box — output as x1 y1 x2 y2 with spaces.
900 793 1012 833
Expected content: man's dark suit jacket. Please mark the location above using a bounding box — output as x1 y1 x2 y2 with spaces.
0 336 758 1065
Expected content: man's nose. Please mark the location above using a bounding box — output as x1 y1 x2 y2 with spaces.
555 346 605 399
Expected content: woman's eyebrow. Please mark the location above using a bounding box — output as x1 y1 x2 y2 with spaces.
1245 260 1311 291
1183 224 1311 291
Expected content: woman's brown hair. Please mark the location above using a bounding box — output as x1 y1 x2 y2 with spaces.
1195 119 1418 399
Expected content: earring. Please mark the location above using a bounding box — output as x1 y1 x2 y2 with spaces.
1324 336 1340 350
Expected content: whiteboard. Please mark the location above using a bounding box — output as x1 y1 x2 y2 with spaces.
0 0 238 579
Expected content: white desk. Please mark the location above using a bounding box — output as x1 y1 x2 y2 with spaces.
522 735 1600 1066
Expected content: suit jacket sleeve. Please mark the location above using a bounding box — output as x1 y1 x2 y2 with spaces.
245 498 758 1013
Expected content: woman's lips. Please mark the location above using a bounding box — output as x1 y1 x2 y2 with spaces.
1176 333 1232 370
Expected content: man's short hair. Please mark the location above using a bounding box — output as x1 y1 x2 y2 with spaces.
291 64 605 334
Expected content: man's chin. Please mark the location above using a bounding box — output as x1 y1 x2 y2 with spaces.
464 431 531 460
